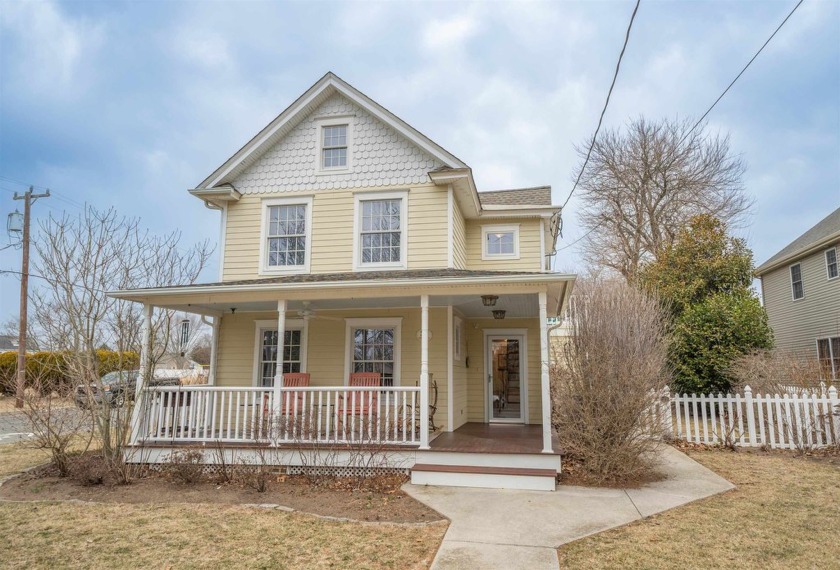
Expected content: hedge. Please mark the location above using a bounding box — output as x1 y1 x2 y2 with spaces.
0 350 139 395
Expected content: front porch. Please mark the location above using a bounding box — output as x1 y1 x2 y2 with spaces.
115 270 573 489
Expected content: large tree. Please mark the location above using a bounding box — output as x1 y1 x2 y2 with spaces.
577 117 752 280
639 215 773 393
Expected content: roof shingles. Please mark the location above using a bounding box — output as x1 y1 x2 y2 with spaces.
756 207 840 273
478 187 553 207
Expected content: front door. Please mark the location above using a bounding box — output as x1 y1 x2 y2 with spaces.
486 335 525 423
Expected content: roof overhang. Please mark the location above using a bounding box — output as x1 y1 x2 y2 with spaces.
188 185 242 210
108 273 576 318
755 230 840 276
428 167 481 218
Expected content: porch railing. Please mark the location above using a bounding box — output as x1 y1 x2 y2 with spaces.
134 385 422 446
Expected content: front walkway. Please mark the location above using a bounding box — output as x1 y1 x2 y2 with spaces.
403 445 734 570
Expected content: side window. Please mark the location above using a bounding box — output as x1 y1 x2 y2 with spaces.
826 248 838 280
790 263 804 300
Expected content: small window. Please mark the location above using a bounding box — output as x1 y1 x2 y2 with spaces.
826 248 838 280
817 336 840 380
322 124 347 169
790 263 804 300
258 329 302 387
481 225 520 260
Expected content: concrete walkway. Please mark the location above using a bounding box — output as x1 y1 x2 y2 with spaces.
403 445 734 570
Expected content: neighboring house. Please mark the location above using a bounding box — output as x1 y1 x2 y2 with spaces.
755 206 840 379
112 73 575 490
0 335 35 353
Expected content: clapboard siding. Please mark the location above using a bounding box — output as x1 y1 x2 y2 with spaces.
452 196 467 269
761 240 840 357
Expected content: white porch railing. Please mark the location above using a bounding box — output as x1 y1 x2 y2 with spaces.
135 385 422 446
654 385 840 450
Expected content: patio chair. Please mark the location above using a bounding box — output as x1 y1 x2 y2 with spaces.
263 373 310 417
341 372 381 416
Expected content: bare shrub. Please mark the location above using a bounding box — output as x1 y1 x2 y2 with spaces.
69 453 108 486
730 350 825 394
552 279 670 485
237 447 274 493
210 440 236 485
167 449 205 484
20 372 93 477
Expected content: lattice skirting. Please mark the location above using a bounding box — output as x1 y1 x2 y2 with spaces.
286 465 410 477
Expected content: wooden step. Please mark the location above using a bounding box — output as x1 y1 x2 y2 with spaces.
411 463 557 491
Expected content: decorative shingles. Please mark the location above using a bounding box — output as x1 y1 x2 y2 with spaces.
478 187 553 207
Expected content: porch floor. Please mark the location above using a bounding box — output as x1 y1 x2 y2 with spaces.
429 423 561 455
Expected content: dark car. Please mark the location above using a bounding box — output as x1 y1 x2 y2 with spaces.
74 371 178 409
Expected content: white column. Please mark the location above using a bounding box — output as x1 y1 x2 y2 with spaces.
130 303 154 443
420 294 430 449
208 315 220 386
539 291 553 453
271 299 287 416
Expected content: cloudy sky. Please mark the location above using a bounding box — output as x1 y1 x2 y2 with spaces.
1 0 838 322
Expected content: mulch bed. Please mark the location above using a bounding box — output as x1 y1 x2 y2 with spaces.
0 456 445 524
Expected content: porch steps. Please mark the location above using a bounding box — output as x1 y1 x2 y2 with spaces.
411 463 557 491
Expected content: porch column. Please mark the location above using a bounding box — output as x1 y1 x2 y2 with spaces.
271 299 287 416
420 294 430 449
539 291 553 453
208 315 220 386
130 303 153 443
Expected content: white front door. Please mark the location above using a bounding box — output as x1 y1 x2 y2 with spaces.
486 334 526 423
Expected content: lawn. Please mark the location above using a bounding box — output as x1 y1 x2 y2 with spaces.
558 448 840 569
0 445 446 569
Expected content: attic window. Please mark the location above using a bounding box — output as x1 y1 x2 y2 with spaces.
322 124 348 169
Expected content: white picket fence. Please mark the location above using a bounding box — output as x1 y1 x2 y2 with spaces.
657 385 840 450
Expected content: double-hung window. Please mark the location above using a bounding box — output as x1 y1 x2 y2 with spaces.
817 336 840 380
316 119 352 172
345 318 401 387
255 324 305 387
260 197 312 274
826 248 838 280
790 263 804 300
481 225 520 260
354 191 407 269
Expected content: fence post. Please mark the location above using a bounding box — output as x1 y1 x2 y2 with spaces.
744 385 757 446
830 386 839 443
662 385 674 438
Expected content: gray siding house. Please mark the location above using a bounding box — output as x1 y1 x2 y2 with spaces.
756 207 840 379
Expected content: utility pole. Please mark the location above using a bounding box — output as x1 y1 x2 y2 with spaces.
12 186 50 408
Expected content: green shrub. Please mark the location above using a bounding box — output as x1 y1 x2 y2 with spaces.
670 292 773 395
0 350 139 395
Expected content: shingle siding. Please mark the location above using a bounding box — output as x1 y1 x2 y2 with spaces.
761 239 840 357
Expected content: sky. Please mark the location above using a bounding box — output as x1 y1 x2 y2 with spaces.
0 0 838 323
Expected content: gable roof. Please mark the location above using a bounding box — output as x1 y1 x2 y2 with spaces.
196 72 468 189
755 206 840 275
478 186 552 207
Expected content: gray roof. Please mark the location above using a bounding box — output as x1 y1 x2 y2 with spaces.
131 269 552 291
756 206 840 274
478 186 553 207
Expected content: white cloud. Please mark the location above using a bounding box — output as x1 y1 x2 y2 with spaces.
170 28 234 70
421 11 481 54
0 0 104 94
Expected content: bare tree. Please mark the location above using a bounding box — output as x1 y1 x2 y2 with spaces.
30 206 212 474
552 278 670 485
576 117 751 280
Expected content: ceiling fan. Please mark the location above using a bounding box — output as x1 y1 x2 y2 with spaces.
295 301 342 322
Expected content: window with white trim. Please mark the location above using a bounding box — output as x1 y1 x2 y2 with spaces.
346 318 401 386
258 329 303 387
260 198 312 274
481 225 520 260
826 248 838 280
354 192 407 269
321 124 347 169
817 336 840 380
790 263 804 300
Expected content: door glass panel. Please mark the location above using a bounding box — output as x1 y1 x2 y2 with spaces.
490 338 521 420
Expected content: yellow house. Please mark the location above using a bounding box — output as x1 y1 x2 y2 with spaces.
113 73 575 490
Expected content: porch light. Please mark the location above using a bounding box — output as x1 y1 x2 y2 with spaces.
492 310 506 320
481 295 498 307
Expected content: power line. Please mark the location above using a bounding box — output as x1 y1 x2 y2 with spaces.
554 0 805 259
680 0 804 144
560 0 641 212
0 268 111 295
